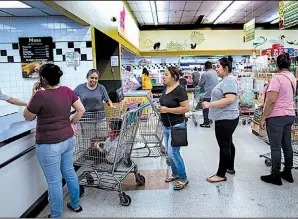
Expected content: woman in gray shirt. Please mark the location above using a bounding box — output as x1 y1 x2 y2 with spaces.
74 69 115 139
203 56 239 183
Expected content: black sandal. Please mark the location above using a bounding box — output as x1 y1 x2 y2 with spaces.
67 202 83 213
227 169 236 174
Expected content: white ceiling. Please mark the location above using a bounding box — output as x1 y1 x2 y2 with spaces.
0 1 63 16
127 1 279 25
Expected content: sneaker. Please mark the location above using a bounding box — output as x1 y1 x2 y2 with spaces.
200 123 211 128
260 173 282 186
280 170 294 183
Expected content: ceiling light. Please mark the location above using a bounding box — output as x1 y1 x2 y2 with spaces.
270 18 279 24
0 1 31 8
150 1 158 25
214 1 250 24
204 1 232 24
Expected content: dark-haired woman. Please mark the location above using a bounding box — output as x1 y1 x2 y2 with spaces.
24 64 86 218
203 57 239 183
158 67 190 190
260 53 296 186
142 67 152 90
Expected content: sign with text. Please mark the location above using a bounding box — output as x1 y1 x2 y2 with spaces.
19 37 53 78
65 52 80 67
243 18 255 43
279 1 298 29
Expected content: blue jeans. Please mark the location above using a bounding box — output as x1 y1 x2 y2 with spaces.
36 136 80 218
163 122 187 180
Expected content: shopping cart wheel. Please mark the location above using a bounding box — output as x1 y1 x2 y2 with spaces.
242 120 246 125
119 192 131 206
194 121 198 127
124 158 132 167
86 173 94 185
166 158 170 166
135 173 146 185
79 185 85 197
265 158 272 167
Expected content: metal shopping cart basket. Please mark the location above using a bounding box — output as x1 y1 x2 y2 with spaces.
74 105 147 206
125 96 166 166
259 123 298 169
239 90 255 125
186 86 203 127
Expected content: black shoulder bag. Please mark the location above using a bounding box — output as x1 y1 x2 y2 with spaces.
167 114 188 147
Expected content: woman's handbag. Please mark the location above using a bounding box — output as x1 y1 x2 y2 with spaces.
167 114 188 147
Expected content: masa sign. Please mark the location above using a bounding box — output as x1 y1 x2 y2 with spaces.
66 52 80 67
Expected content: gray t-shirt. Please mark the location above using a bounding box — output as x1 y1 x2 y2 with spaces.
200 70 219 98
192 71 200 86
74 83 110 112
209 75 239 121
0 88 10 101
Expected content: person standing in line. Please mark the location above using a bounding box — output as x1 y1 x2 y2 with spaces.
0 88 27 106
23 64 86 218
192 67 200 88
203 57 239 183
158 66 190 190
178 69 188 89
141 67 153 90
260 53 296 186
198 61 218 128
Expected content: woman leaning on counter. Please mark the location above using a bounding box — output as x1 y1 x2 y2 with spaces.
23 64 86 218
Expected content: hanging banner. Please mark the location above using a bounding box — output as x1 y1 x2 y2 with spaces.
279 1 298 29
243 18 255 43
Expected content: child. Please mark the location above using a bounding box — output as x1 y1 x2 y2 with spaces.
93 118 123 164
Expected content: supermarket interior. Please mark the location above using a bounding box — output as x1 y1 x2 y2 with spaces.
1 0 298 218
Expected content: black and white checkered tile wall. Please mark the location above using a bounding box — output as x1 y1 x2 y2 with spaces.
0 41 92 63
121 63 180 71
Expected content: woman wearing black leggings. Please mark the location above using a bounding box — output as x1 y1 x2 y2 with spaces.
203 56 239 183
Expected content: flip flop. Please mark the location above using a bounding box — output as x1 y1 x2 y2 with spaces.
173 180 189 190
67 202 83 213
165 176 179 183
226 169 236 174
206 175 227 183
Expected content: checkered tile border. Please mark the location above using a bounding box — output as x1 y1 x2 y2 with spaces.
121 63 180 70
0 41 92 63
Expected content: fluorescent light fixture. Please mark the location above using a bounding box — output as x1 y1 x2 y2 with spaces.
204 1 232 24
270 18 279 24
0 1 31 8
150 1 158 25
214 1 250 24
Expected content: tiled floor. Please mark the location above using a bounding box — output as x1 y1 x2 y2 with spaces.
38 119 298 218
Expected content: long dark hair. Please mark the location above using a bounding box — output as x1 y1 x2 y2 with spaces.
218 56 233 73
39 63 63 86
142 67 149 76
86 69 100 78
167 67 180 82
277 53 291 70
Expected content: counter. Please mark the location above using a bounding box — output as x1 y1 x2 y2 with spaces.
0 112 48 217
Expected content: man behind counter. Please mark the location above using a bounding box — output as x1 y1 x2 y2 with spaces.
0 88 27 106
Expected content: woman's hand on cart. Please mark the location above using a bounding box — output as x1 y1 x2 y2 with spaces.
110 104 117 110
71 124 78 136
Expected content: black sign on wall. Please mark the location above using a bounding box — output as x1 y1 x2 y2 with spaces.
19 37 54 78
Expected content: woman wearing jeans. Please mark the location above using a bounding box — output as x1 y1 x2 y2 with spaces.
260 53 296 186
203 56 239 183
158 67 190 190
24 64 85 218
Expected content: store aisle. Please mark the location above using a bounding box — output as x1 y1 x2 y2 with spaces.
39 122 298 218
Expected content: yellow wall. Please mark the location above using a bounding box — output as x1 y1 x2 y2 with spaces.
140 29 298 53
53 1 140 55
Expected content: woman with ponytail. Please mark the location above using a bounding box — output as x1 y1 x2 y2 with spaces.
203 56 239 183
24 64 85 217
260 53 296 186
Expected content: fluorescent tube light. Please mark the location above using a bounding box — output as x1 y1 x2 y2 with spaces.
0 1 31 8
150 1 158 25
270 18 279 24
214 1 250 24
204 1 232 24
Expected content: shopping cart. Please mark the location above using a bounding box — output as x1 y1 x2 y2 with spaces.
125 96 167 165
259 124 298 169
186 86 203 127
238 90 255 125
74 105 147 206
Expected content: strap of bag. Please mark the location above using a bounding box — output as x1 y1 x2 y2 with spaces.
166 113 173 127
